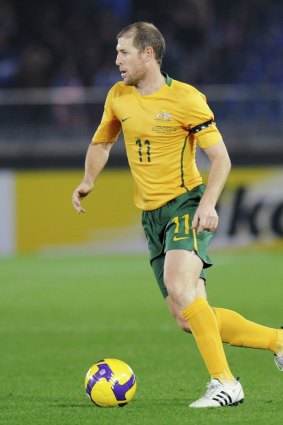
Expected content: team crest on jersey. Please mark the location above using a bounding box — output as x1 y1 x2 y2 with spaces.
155 112 172 121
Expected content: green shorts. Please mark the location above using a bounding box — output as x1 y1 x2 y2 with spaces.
141 185 214 298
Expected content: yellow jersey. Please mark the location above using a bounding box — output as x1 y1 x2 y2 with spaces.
92 74 222 211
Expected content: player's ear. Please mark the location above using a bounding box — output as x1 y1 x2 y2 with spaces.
144 46 154 62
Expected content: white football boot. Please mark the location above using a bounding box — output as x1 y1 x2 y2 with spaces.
274 354 283 371
189 378 244 408
274 326 283 372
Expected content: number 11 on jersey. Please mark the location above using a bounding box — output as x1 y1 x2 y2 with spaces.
136 139 151 162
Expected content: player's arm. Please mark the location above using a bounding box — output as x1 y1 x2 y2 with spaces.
192 139 231 233
72 142 114 213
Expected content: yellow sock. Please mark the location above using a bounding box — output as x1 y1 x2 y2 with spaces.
182 297 234 383
213 307 283 354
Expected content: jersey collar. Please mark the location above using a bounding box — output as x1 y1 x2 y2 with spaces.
162 72 172 87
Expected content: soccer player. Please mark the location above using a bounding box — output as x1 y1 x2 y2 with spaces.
72 22 283 408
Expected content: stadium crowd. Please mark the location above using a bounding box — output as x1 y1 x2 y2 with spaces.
0 0 282 90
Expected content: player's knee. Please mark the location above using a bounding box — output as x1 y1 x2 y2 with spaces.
165 294 192 333
175 315 191 333
174 311 191 333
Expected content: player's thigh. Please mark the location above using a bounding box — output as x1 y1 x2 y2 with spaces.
165 278 207 332
164 249 203 307
164 249 203 286
150 254 208 299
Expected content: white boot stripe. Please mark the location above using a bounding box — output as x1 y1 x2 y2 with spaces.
214 395 230 405
221 391 233 404
212 398 224 406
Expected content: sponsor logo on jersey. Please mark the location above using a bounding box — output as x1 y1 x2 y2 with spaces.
121 116 132 122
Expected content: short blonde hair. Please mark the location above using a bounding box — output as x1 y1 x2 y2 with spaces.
117 22 165 65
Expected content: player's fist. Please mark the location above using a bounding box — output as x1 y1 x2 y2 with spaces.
72 181 93 213
192 205 218 234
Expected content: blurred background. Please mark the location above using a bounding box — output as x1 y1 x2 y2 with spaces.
0 0 282 255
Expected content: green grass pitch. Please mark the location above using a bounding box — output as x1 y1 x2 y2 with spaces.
0 250 282 425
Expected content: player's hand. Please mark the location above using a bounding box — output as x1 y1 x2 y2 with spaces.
192 205 219 234
72 181 93 213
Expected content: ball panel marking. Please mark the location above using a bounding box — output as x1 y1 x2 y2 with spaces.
86 362 114 398
112 372 136 401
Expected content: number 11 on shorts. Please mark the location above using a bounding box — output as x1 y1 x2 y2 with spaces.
172 214 189 240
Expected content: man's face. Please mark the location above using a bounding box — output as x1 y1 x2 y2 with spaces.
116 36 147 86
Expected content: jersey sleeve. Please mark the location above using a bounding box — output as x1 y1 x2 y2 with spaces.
187 90 222 149
92 87 122 144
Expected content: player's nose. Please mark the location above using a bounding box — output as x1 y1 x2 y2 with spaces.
115 53 121 66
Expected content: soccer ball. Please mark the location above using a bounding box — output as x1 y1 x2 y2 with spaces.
84 358 137 407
